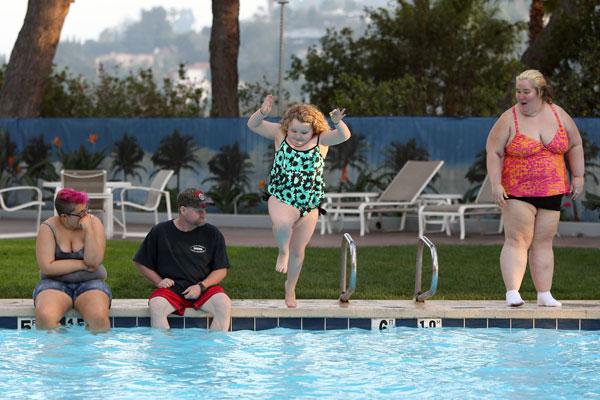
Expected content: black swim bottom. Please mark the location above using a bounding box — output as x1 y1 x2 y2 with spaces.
506 194 563 211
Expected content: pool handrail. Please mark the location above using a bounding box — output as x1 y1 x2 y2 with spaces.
414 235 439 302
339 233 357 303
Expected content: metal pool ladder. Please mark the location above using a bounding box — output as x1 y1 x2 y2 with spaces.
339 233 357 302
414 235 439 302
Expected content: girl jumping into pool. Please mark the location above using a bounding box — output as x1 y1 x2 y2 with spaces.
247 95 351 307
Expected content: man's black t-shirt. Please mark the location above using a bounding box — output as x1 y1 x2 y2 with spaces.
133 220 229 295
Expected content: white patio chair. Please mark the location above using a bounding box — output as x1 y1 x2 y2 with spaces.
115 169 174 238
418 175 503 240
0 186 45 239
321 160 444 236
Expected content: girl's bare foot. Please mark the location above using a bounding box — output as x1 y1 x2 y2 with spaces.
284 280 297 308
275 252 288 273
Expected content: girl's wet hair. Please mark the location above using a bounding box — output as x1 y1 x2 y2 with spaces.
55 188 88 215
280 104 330 135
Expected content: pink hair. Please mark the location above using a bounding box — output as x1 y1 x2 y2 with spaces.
55 188 89 215
57 188 89 204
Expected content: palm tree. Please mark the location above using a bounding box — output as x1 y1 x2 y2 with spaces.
204 142 253 190
21 134 58 185
521 0 572 72
566 131 600 221
326 132 369 191
210 0 240 116
383 138 429 180
151 129 201 193
0 0 72 116
463 149 487 201
111 133 146 181
529 0 545 45
202 142 257 212
0 130 19 188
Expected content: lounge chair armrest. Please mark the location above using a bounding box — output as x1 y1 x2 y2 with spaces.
457 204 502 212
119 186 169 209
324 192 380 204
0 186 42 197
120 186 166 195
0 186 44 211
120 186 168 201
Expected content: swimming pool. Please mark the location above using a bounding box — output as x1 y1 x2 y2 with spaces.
0 327 597 399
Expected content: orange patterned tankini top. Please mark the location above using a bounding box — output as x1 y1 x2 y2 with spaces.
502 105 570 197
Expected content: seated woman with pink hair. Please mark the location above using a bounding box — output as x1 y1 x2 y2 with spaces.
33 188 111 331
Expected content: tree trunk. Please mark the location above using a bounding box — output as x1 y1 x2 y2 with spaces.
0 0 72 117
495 0 579 109
209 0 240 117
521 0 578 74
528 0 545 45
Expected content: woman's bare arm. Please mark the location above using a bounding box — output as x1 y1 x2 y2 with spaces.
81 214 105 269
486 111 511 206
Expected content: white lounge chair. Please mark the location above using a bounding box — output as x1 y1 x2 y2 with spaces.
418 175 503 240
115 169 174 238
321 160 444 236
0 186 44 239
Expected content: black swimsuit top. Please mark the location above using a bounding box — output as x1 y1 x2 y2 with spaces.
41 222 84 261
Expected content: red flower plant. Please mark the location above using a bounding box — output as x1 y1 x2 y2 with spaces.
6 156 15 168
258 179 266 189
53 136 62 148
88 133 98 144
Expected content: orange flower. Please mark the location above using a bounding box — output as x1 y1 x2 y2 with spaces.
53 136 62 148
258 179 266 189
15 165 22 173
6 156 15 168
88 133 98 144
340 166 349 183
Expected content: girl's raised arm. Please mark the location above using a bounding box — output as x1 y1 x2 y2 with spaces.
247 94 281 140
320 108 351 146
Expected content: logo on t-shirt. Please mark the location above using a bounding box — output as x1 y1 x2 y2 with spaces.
190 245 207 253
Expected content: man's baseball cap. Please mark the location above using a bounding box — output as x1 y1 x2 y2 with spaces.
177 188 210 209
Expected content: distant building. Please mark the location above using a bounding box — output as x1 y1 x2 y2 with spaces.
185 62 210 82
176 62 211 102
94 50 157 72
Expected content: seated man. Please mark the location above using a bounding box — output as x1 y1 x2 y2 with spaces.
133 188 232 331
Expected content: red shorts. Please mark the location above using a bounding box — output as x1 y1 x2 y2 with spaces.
148 286 225 316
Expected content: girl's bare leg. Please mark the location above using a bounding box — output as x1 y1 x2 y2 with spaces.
284 209 318 308
268 197 300 273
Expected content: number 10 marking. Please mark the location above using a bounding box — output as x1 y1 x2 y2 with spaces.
417 318 442 328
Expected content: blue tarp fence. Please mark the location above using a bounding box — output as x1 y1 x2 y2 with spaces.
1 116 599 220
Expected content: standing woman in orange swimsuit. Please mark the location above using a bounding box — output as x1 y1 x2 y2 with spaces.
486 69 585 307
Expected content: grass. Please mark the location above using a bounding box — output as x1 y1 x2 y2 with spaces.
0 239 598 301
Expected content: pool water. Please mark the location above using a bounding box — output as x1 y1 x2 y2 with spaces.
0 327 598 399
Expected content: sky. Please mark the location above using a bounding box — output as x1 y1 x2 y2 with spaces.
0 0 269 59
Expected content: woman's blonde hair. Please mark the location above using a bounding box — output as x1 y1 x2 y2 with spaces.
280 104 330 135
516 69 553 103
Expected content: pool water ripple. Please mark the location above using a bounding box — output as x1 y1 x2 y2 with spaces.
0 327 598 399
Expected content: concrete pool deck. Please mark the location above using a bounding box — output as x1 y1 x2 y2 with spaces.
2 299 599 330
